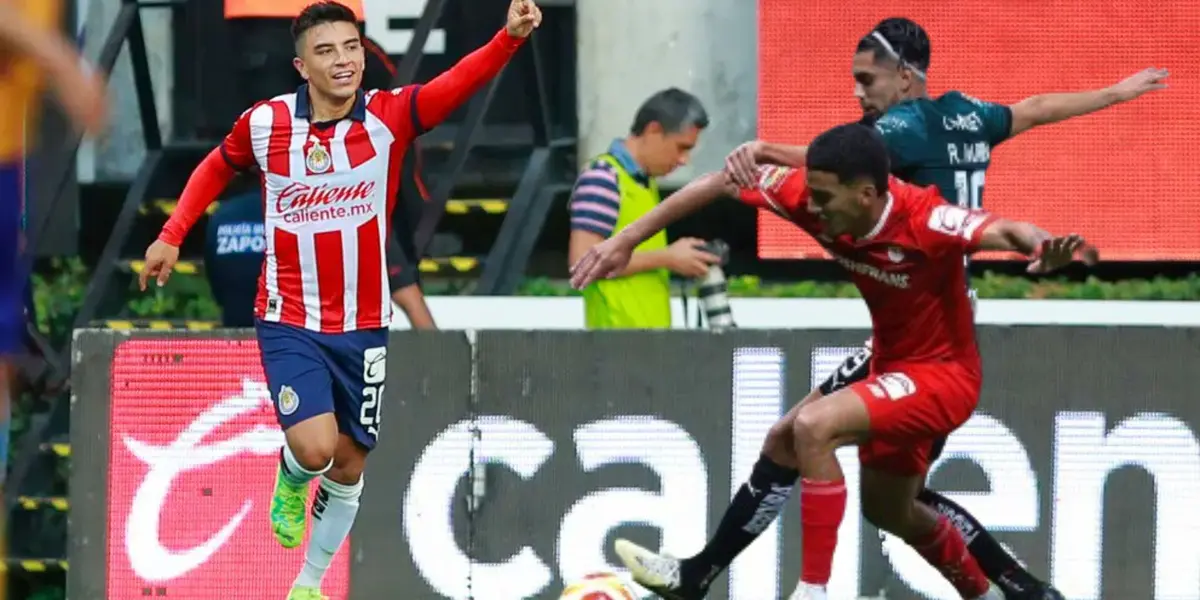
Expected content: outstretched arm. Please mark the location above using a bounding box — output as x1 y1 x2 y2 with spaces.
976 219 1052 255
569 172 734 288
1008 67 1168 137
617 172 733 248
977 218 1099 273
922 203 1098 275
412 0 541 130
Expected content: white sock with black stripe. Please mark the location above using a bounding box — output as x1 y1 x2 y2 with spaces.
294 475 363 589
280 445 331 486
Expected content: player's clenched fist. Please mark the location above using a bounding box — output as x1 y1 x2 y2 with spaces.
506 0 542 38
139 240 180 291
724 141 763 189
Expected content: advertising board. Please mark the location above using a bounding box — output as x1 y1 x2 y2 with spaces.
71 328 1200 599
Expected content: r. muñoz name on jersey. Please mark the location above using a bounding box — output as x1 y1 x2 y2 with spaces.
873 91 1013 211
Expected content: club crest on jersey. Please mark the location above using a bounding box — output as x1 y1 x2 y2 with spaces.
305 140 332 174
928 204 985 240
278 385 300 415
757 165 792 192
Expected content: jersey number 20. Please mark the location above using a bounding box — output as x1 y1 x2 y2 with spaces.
954 169 985 210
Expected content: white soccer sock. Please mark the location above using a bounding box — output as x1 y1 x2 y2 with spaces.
281 445 332 486
294 475 363 589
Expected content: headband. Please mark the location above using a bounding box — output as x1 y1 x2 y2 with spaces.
870 31 927 80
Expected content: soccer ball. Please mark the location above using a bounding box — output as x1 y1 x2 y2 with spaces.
559 572 637 600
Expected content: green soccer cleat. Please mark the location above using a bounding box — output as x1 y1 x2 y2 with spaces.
270 465 309 549
285 586 328 600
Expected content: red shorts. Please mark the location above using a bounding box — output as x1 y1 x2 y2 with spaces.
851 361 981 475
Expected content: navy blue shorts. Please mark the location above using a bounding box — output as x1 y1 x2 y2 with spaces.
255 320 389 451
0 162 25 355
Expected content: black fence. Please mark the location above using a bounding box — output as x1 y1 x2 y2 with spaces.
69 328 1200 599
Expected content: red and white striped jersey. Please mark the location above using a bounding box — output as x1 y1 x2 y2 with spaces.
221 85 420 333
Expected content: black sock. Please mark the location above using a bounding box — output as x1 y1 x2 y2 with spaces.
917 488 1047 596
680 454 799 590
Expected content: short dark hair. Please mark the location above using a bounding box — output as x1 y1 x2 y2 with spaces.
855 17 931 74
292 1 359 49
806 123 890 193
630 88 709 135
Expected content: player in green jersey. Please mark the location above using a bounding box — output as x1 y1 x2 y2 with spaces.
715 17 1167 600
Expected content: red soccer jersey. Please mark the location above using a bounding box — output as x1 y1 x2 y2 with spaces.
739 165 997 370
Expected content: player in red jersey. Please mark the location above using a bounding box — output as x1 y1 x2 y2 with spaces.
571 123 1097 600
724 19 1162 599
138 2 541 599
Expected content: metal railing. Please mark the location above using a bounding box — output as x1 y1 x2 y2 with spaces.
394 0 576 294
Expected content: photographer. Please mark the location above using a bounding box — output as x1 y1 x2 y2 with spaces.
568 88 720 329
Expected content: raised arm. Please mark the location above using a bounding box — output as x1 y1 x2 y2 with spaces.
1008 67 1168 137
920 202 1097 274
412 0 540 130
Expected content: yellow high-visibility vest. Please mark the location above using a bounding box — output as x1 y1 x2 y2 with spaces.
582 154 671 329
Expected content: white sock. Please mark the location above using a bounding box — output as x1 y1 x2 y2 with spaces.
281 445 331 486
293 475 363 589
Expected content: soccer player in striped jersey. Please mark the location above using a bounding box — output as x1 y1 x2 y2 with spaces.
139 2 540 598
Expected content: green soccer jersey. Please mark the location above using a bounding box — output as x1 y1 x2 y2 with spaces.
873 91 1013 209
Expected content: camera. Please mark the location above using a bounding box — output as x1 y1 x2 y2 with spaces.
694 239 737 331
